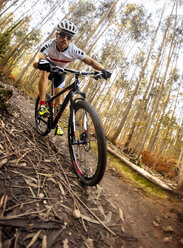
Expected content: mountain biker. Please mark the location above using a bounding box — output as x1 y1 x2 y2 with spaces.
33 20 111 136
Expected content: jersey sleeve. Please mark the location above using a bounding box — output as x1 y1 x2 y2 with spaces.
71 43 85 61
39 40 53 56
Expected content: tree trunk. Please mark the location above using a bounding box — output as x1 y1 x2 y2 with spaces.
0 0 9 7
177 148 183 191
0 0 18 18
136 1 177 157
0 0 26 25
111 65 141 142
74 0 120 70
136 30 176 157
2 0 61 67
123 4 169 149
173 121 183 157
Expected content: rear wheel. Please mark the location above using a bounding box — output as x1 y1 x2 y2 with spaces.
35 94 51 136
68 100 107 186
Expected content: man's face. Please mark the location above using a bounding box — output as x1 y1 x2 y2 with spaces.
56 32 72 50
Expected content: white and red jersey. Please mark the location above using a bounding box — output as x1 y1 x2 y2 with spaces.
40 39 85 68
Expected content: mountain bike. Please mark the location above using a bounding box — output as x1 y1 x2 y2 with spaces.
35 65 107 186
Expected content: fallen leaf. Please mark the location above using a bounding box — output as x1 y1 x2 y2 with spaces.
0 194 8 216
98 205 105 218
27 230 41 248
58 182 65 195
24 178 38 189
42 235 47 248
9 162 27 167
104 211 112 224
119 208 125 222
0 158 8 168
84 238 95 248
11 170 37 183
63 238 69 248
47 177 57 184
81 215 100 224
0 144 4 151
23 233 35 241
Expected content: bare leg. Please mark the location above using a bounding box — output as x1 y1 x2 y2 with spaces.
38 71 49 102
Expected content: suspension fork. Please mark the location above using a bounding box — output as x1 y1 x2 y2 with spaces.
70 93 89 145
70 109 88 145
83 111 88 133
69 92 76 143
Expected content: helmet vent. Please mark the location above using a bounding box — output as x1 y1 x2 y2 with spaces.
56 20 76 35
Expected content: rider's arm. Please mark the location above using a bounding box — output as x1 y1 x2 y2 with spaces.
33 52 47 69
82 55 104 71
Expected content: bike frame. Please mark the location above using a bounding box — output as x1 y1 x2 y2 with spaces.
46 74 86 130
36 67 107 185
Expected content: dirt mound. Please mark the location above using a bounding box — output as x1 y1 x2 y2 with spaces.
0 99 139 247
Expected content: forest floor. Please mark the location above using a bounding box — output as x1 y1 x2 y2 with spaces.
0 80 183 248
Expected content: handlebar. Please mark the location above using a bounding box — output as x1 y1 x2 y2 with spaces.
50 64 103 80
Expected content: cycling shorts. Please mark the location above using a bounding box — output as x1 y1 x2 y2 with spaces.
53 73 65 89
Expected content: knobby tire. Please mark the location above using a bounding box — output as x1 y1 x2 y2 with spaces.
35 93 51 136
68 100 107 186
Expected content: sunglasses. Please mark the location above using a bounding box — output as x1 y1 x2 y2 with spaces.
59 32 72 40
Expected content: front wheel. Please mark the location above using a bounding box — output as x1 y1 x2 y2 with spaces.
68 100 107 186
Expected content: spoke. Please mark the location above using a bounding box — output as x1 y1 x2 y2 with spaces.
71 108 98 178
37 116 48 125
35 95 50 136
68 101 106 185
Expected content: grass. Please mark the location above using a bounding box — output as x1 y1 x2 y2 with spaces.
107 153 169 199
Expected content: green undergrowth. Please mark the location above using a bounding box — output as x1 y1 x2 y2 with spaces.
108 153 169 199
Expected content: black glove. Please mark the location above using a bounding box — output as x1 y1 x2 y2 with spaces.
102 69 111 80
38 59 51 72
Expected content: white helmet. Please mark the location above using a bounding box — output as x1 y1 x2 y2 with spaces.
56 20 76 36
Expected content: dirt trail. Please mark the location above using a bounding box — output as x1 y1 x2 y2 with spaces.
0 81 183 248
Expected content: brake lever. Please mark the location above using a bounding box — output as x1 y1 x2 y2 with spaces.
50 66 66 75
93 74 103 80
